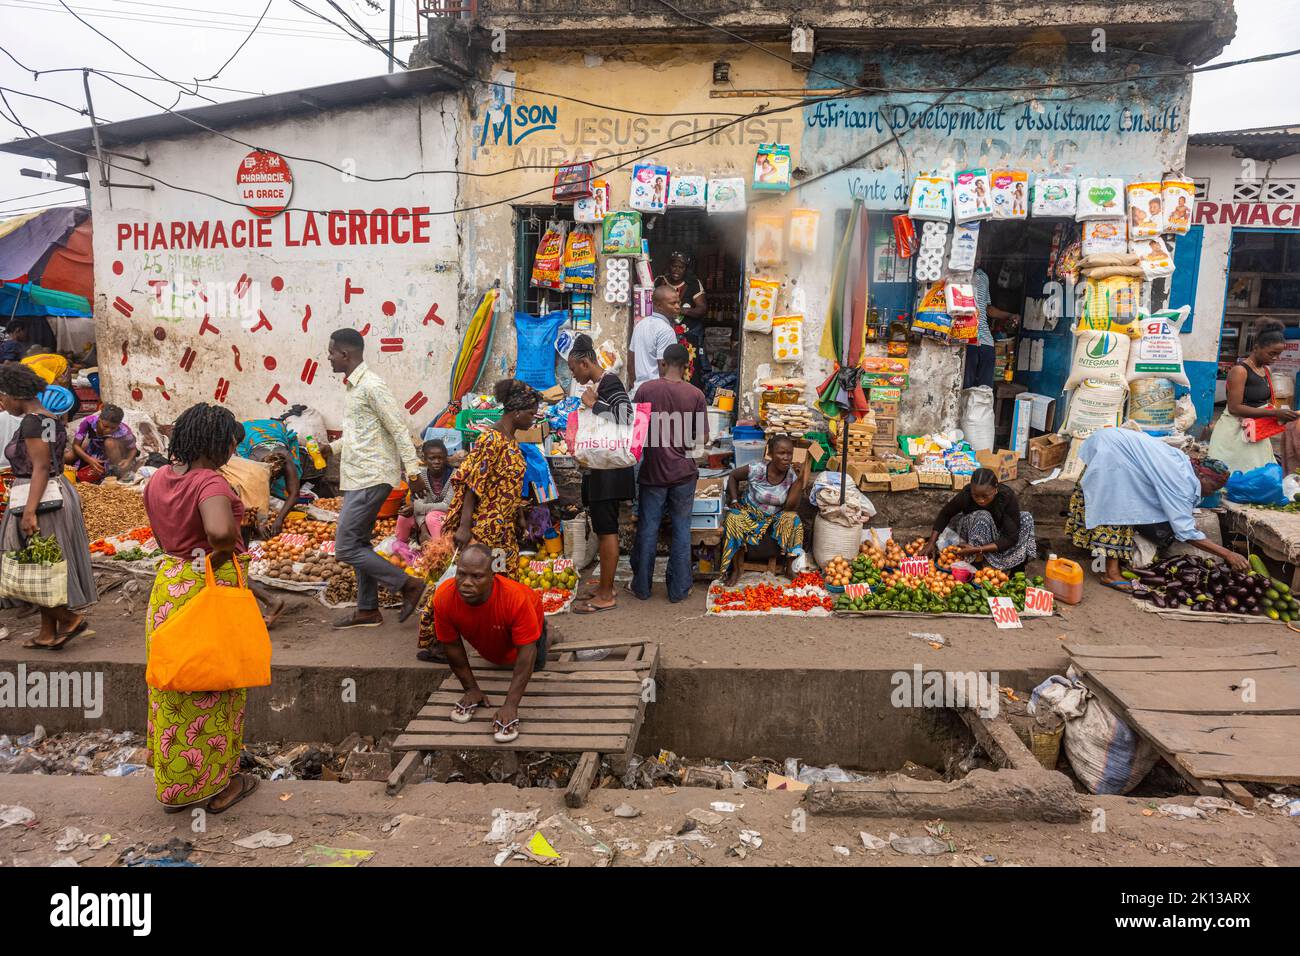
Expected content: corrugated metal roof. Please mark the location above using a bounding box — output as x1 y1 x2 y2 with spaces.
1189 125 1300 146
0 67 466 164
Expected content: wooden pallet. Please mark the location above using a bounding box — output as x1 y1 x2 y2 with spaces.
386 638 659 807
1064 642 1300 806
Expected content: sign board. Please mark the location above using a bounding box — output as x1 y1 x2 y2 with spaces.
900 557 933 577
987 596 1023 628
1022 586 1054 617
238 149 293 218
277 533 309 549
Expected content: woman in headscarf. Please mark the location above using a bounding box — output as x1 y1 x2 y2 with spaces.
236 418 303 538
417 379 537 660
922 468 1037 572
1064 427 1244 586
1208 320 1299 475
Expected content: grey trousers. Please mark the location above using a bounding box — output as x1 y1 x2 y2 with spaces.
336 484 410 612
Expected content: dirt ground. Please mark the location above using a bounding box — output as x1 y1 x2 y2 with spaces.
1 774 1297 868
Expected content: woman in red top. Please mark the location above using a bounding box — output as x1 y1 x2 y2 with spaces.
141 404 260 815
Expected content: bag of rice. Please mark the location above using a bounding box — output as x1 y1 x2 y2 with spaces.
1126 181 1164 238
1063 379 1128 436
1126 377 1177 435
1126 306 1190 386
1066 327 1130 389
1162 177 1195 235
1076 177 1126 221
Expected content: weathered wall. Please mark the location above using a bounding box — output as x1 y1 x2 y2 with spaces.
90 94 461 430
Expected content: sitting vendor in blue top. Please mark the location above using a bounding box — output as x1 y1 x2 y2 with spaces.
1064 427 1243 586
719 434 806 585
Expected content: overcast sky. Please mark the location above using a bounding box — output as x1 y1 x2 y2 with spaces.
0 0 1297 218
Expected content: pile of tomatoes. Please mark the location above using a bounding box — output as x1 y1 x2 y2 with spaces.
540 588 573 614
710 583 833 613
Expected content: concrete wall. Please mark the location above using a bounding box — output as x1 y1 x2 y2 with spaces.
89 94 461 431
1183 145 1300 424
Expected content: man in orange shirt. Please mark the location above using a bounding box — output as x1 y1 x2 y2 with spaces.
435 544 548 742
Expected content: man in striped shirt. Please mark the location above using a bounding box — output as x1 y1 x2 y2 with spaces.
963 265 1020 390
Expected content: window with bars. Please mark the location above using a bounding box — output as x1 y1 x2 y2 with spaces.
1232 179 1299 202
513 203 574 316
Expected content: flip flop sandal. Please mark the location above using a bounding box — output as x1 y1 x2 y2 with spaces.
450 699 486 723
493 718 520 743
572 601 616 615
22 623 91 650
207 775 260 815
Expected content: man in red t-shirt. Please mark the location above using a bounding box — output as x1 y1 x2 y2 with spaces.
435 544 548 742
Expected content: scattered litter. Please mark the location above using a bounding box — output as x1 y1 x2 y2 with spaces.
121 838 196 867
613 803 640 818
909 631 946 648
493 846 517 866
0 626 9 641
1158 804 1206 820
642 839 675 864
525 831 562 862
889 833 952 856
739 830 762 848
540 812 614 865
860 831 888 850
794 763 871 785
831 845 851 857
983 854 997 863
278 793 293 802
301 845 374 867
0 805 35 829
765 772 809 792
1263 795 1300 816
612 838 640 853
49 857 79 867
484 808 540 844
574 648 611 662
686 808 724 827
1193 796 1254 817
710 801 742 813
925 821 950 838
55 827 90 852
102 764 147 777
233 829 294 849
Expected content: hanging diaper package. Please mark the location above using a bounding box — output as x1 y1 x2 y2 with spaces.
1065 327 1131 389
601 211 642 255
1081 219 1128 257
915 220 949 281
707 177 747 214
1126 181 1164 238
908 173 953 221
788 208 820 254
1126 306 1190 386
752 143 792 192
1162 177 1195 235
1076 177 1126 220
772 313 803 363
990 169 1029 220
667 174 706 208
531 220 568 290
1030 175 1077 217
629 163 669 213
753 214 785 267
552 161 595 202
952 168 994 223
743 276 780 334
1129 236 1175 280
562 225 597 291
948 222 980 271
574 179 608 223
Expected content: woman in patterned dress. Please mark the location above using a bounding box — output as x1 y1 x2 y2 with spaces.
417 379 537 659
141 404 259 814
718 434 807 585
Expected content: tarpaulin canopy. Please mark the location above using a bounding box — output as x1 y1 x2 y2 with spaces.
431 285 501 429
0 206 86 284
39 217 93 302
1 281 91 317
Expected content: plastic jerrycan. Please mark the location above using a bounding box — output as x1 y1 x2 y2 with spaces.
1044 553 1084 605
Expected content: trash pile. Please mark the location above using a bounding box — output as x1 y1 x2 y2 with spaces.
0 727 147 777
240 733 393 782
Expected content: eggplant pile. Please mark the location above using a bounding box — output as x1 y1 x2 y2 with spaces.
1126 554 1299 620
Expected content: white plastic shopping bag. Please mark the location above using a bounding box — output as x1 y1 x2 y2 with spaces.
565 403 651 469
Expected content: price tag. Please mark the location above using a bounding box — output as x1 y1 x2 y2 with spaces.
530 559 551 574
278 533 309 548
1023 586 1054 616
317 540 335 556
987 596 1022 628
844 582 872 599
552 558 573 572
900 557 933 577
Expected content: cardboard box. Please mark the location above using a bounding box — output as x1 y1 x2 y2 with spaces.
870 400 900 420
695 475 726 498
1027 433 1070 471
916 469 953 488
1059 437 1086 482
976 448 1018 482
873 417 897 443
858 476 892 494
951 473 971 491
516 421 550 444
869 387 902 404
1011 392 1057 458
889 471 920 492
790 439 827 467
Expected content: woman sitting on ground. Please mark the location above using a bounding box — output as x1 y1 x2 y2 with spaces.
922 468 1037 573
1064 426 1245 586
718 434 806 585
397 438 455 544
236 418 303 538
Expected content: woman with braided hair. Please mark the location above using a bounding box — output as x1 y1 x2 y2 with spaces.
141 403 259 814
0 361 96 648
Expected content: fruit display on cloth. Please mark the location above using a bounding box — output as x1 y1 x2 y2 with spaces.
279 514 336 546
936 545 962 569
78 481 150 542
1126 553 1296 619
859 538 906 568
312 497 343 513
821 555 881 588
832 560 1037 614
517 554 578 614
973 567 1010 589
89 525 159 560
821 556 854 587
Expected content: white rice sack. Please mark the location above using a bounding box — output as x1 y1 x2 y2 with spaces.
1126 306 1190 386
1065 327 1130 389
1062 379 1129 437
1076 177 1127 221
1126 377 1177 436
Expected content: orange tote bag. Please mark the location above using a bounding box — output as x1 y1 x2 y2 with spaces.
146 556 272 692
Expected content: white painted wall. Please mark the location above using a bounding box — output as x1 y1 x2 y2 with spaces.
90 93 461 433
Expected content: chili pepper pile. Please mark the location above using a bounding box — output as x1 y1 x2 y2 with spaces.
710 583 833 613
540 589 572 614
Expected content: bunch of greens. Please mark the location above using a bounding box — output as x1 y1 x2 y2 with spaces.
11 534 63 565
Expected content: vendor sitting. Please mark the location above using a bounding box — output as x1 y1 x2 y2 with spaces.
67 403 139 483
237 418 305 538
434 543 547 743
397 438 455 544
923 468 1037 573
1064 426 1244 586
719 434 806 585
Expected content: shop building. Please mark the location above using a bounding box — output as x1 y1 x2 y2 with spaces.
1179 127 1300 426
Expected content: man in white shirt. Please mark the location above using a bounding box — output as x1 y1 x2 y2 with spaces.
324 328 428 629
627 285 681 397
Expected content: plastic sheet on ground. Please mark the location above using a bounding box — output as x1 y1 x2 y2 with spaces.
706 573 831 617
1128 596 1280 625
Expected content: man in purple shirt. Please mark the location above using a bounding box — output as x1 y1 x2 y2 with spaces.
68 403 138 482
631 344 709 603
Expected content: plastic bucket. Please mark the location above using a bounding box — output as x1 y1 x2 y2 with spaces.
733 439 766 469
377 482 408 518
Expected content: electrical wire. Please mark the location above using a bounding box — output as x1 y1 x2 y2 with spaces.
197 0 275 82
0 199 86 216
0 44 267 96
0 184 81 205
3 0 365 42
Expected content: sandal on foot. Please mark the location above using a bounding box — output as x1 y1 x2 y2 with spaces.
450 699 486 723
492 718 520 743
207 775 259 815
572 601 616 615
22 620 90 650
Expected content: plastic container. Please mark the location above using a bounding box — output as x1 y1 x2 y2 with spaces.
1044 553 1084 605
733 439 766 469
377 482 408 519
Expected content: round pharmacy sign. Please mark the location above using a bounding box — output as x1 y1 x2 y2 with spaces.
237 149 293 218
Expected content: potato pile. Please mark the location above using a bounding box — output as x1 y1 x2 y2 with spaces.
260 553 350 584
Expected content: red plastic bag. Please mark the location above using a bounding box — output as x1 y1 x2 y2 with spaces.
892 215 917 259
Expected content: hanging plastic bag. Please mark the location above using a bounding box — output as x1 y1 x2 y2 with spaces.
743 277 780 334
772 314 803 363
562 226 597 291
789 208 820 254
565 403 652 469
1224 462 1288 506
513 310 567 390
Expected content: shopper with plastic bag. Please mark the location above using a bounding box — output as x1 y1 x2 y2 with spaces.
1208 320 1298 475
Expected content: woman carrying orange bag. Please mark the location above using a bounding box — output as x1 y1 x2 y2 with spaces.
141 404 263 815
